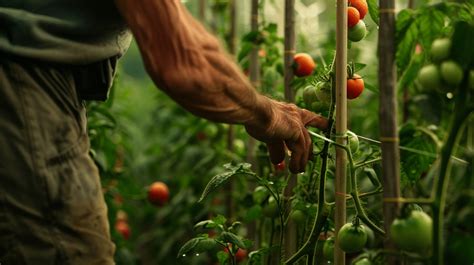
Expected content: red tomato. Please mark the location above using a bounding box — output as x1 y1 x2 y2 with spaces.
347 74 364 99
274 160 286 171
348 7 360 28
148 181 170 206
349 0 368 19
115 220 131 240
224 245 248 263
293 53 316 77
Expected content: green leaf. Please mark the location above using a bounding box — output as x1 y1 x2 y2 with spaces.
212 215 227 226
198 164 252 202
396 10 418 75
399 123 437 187
353 63 367 72
194 220 217 230
238 42 253 62
242 30 260 42
220 232 246 249
364 82 379 94
397 53 424 91
244 205 262 222
367 0 379 26
177 238 201 258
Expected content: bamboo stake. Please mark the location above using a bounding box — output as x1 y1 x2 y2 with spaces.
378 1 400 265
283 0 297 259
246 0 260 166
335 0 348 264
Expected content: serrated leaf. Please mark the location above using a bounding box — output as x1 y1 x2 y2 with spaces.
367 0 379 26
364 82 379 94
396 10 418 75
199 164 252 202
353 63 367 72
220 232 246 249
177 238 201 258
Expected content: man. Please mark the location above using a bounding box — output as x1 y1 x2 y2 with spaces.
0 0 328 264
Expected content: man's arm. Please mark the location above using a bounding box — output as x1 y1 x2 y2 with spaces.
114 0 328 173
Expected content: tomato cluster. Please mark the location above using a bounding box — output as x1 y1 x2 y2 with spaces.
417 37 474 93
348 0 368 42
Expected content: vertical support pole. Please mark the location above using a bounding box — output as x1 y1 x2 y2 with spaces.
378 1 400 265
335 0 348 264
246 0 260 166
283 0 297 258
226 0 238 222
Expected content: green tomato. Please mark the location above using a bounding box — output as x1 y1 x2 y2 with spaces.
348 20 366 42
417 64 441 90
315 81 332 103
311 101 330 113
290 209 306 225
354 257 373 265
337 223 367 253
430 38 451 62
347 130 359 154
262 196 279 218
252 186 268 204
469 70 474 90
440 60 464 86
302 85 318 107
363 225 375 248
323 236 335 261
390 210 432 253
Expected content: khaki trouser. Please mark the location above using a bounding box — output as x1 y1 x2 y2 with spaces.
0 57 115 264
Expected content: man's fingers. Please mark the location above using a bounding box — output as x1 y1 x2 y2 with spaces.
267 142 286 165
285 128 311 173
300 109 329 130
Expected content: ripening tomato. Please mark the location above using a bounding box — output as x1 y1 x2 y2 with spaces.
347 74 364 99
148 181 170 206
293 53 316 77
290 209 306 225
337 222 367 253
303 85 318 107
315 81 332 103
224 245 247 263
115 220 131 240
348 7 360 28
349 0 368 19
348 20 367 42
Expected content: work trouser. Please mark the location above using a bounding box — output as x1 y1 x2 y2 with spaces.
0 57 115 264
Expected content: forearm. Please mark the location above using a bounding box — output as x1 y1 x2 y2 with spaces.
114 0 272 127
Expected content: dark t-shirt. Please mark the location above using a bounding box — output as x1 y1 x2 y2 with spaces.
0 0 132 65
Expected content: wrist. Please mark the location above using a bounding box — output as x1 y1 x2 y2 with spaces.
244 94 275 135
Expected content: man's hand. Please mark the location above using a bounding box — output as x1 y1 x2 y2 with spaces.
114 0 328 174
245 97 328 173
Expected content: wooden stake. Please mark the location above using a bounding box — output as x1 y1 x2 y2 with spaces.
335 0 348 264
246 0 260 166
378 1 400 265
283 0 297 258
